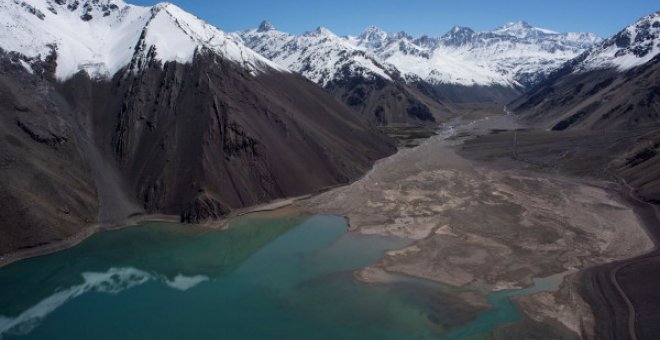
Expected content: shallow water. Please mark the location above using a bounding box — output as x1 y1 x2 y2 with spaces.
445 273 568 339
0 214 564 339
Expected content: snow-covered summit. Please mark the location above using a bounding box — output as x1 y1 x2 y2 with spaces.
0 0 284 80
238 20 601 88
491 21 557 38
348 22 602 87
356 26 389 49
257 20 275 32
577 11 660 72
304 26 336 37
237 23 393 86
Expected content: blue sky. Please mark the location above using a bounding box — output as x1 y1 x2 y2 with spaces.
131 0 658 38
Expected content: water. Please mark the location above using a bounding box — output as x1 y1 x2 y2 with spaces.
0 214 563 339
445 274 568 339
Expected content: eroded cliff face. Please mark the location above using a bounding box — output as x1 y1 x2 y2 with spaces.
0 52 99 254
0 50 396 254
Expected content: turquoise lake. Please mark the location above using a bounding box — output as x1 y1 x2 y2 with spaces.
0 213 570 339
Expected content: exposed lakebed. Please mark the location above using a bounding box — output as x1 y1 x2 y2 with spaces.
0 212 564 339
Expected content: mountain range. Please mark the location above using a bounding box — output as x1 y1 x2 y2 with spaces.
238 20 604 88
1 1 660 338
0 0 395 254
236 20 602 123
0 0 659 257
511 11 660 202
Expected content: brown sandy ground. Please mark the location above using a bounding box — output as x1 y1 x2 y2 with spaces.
2 108 654 338
300 115 654 337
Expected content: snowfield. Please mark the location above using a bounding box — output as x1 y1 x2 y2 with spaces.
239 20 603 88
0 0 284 80
2 1 658 88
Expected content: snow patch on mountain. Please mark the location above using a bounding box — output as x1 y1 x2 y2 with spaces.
0 0 284 80
578 11 660 72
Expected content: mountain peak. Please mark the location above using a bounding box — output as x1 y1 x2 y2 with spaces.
0 0 283 80
637 10 660 24
440 25 475 46
257 20 275 32
305 26 335 37
391 31 412 40
578 10 660 72
358 26 387 40
500 21 533 30
152 2 175 12
361 26 385 34
154 1 174 8
446 25 475 36
491 21 559 38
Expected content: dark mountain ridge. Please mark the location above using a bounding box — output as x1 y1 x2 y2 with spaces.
509 12 660 202
0 47 395 255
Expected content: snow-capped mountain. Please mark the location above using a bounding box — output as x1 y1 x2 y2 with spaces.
237 21 393 86
575 11 660 72
0 0 397 245
348 22 602 87
236 20 602 123
238 20 600 90
237 21 445 125
510 11 660 132
0 0 283 80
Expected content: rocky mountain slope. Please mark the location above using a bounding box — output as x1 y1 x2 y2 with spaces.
0 53 99 255
237 22 444 125
510 11 660 202
512 11 660 129
0 0 395 255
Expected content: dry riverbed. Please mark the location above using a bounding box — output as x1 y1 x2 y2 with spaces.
300 115 654 337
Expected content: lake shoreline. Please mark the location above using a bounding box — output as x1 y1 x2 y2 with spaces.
0 214 178 268
0 214 445 339
3 113 658 339
299 114 657 338
0 193 319 268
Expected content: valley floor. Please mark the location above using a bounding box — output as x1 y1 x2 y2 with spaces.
301 114 657 338
2 112 658 339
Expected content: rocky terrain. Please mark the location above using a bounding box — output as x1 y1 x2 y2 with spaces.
1 2 660 339
0 0 395 256
0 52 100 255
301 115 654 338
238 19 602 118
300 12 660 338
510 11 660 202
505 11 660 339
237 22 446 125
236 20 602 125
